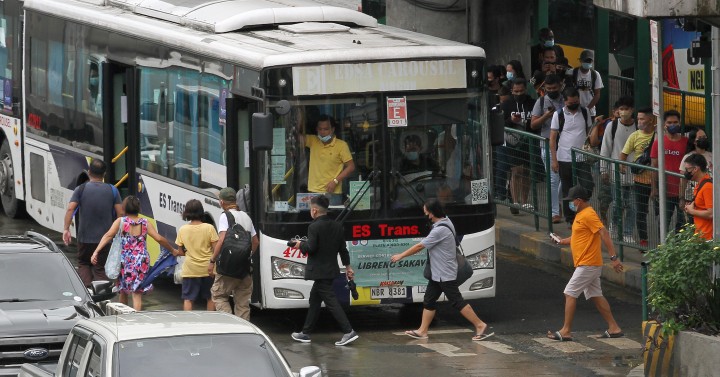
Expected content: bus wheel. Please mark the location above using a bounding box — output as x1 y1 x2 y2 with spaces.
0 139 22 218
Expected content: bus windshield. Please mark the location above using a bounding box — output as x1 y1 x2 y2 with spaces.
262 91 488 224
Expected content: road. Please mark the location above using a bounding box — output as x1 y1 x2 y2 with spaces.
2 213 644 376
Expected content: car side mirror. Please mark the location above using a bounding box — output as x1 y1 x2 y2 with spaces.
299 366 322 377
489 107 505 147
90 280 116 302
252 113 274 151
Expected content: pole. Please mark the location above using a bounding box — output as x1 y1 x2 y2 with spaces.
651 20 667 242
712 26 720 242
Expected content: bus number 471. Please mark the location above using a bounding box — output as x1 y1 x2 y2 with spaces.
282 247 306 259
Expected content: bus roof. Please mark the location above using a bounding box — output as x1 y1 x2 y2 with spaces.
25 0 485 70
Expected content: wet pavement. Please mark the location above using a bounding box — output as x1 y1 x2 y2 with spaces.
1 213 644 376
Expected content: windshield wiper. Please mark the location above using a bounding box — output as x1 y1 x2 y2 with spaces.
392 170 425 207
336 170 380 225
0 298 47 303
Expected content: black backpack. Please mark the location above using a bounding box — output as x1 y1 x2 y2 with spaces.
631 132 655 174
215 210 253 279
555 107 589 150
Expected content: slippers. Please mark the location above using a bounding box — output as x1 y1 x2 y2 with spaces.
547 330 573 342
404 330 428 340
598 330 624 339
472 332 495 341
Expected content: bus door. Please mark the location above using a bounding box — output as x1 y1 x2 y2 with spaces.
225 95 263 305
102 62 138 197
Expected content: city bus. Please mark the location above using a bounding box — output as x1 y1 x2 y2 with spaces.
0 0 495 308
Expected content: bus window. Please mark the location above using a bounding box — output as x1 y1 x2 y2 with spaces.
86 62 101 115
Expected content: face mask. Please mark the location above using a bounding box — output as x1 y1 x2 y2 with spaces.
405 151 419 161
582 62 592 70
547 91 560 100
318 134 332 143
696 138 710 150
619 110 633 120
544 39 555 47
567 103 580 111
89 77 99 87
684 170 694 180
667 124 681 134
513 94 526 103
506 72 514 81
568 201 577 212
638 123 648 131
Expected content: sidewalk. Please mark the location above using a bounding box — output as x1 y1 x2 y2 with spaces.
494 205 645 292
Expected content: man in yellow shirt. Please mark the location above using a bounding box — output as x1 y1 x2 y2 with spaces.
305 115 355 203
548 185 624 341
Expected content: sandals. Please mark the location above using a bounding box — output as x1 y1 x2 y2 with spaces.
547 330 573 341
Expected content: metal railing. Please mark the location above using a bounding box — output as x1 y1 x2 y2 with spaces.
492 128 554 232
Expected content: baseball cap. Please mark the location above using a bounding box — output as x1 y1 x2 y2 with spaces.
563 185 591 201
218 187 237 202
580 49 594 62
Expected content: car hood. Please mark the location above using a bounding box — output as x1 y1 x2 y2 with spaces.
0 302 87 337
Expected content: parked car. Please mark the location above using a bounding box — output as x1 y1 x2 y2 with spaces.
19 311 322 377
0 232 114 376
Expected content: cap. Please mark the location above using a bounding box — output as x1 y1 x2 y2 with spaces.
218 187 237 202
563 185 590 201
580 49 594 62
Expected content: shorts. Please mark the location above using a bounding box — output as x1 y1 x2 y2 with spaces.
563 266 603 299
181 276 214 301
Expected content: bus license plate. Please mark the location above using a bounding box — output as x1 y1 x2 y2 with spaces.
370 286 407 299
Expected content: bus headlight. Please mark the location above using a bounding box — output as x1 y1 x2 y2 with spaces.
271 257 306 279
466 246 494 269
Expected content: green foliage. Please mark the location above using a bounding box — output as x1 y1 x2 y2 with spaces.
647 224 720 335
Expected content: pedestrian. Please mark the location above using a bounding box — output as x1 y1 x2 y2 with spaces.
599 96 637 242
62 159 123 287
175 199 219 311
503 60 526 88
650 110 688 234
590 101 620 225
548 185 624 341
291 195 359 346
679 127 713 224
619 108 657 249
492 85 512 202
550 87 594 226
501 78 537 214
571 50 603 116
209 187 259 320
530 73 564 223
531 27 565 74
391 199 493 342
90 196 177 311
682 154 713 240
487 65 503 106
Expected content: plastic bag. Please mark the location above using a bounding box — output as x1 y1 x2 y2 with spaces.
174 256 185 284
105 218 124 279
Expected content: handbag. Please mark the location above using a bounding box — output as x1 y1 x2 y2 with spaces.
582 136 600 164
174 256 185 284
423 223 474 285
105 218 124 279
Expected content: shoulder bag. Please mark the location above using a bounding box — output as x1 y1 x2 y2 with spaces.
423 223 474 284
105 217 124 279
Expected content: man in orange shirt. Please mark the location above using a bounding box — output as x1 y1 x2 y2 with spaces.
683 154 714 240
548 185 624 341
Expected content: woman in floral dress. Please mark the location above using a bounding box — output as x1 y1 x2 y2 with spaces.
92 196 177 310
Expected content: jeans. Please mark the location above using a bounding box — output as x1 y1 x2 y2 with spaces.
612 185 636 237
559 161 594 223
541 147 561 216
634 183 652 241
493 146 511 200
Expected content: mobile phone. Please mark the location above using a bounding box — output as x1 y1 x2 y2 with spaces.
547 106 556 112
549 233 561 244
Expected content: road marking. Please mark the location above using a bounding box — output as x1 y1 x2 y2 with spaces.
587 335 642 350
420 343 475 357
476 341 521 354
533 337 594 353
393 329 472 336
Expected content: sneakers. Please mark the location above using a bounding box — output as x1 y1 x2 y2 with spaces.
522 203 535 211
552 215 563 224
291 332 311 343
335 330 359 346
510 206 520 215
639 239 648 248
623 235 635 244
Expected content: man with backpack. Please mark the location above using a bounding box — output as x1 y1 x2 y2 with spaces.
619 108 656 249
599 96 637 242
209 187 258 320
572 50 603 116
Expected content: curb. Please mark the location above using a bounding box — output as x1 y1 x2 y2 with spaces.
495 218 642 292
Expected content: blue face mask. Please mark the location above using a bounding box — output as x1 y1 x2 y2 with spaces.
89 77 99 87
667 124 681 134
544 39 555 47
582 62 592 70
506 71 514 81
318 134 332 143
569 201 577 212
405 151 419 161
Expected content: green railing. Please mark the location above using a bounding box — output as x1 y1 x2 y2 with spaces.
492 128 554 232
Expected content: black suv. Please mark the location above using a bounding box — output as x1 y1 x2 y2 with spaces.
0 232 114 376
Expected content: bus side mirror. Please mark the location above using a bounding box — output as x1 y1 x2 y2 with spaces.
489 107 505 147
252 113 274 151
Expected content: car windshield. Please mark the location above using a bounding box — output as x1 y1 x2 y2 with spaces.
116 334 290 377
0 253 85 301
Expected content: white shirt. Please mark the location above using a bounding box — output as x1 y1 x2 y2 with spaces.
551 107 592 162
218 209 257 237
575 69 604 116
599 119 637 184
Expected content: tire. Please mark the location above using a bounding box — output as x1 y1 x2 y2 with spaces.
0 139 22 218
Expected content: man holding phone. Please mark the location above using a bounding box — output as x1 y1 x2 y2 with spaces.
531 74 565 223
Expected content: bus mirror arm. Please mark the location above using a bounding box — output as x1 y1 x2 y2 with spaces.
336 170 379 225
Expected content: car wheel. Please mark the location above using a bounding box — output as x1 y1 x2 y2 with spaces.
0 139 22 218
